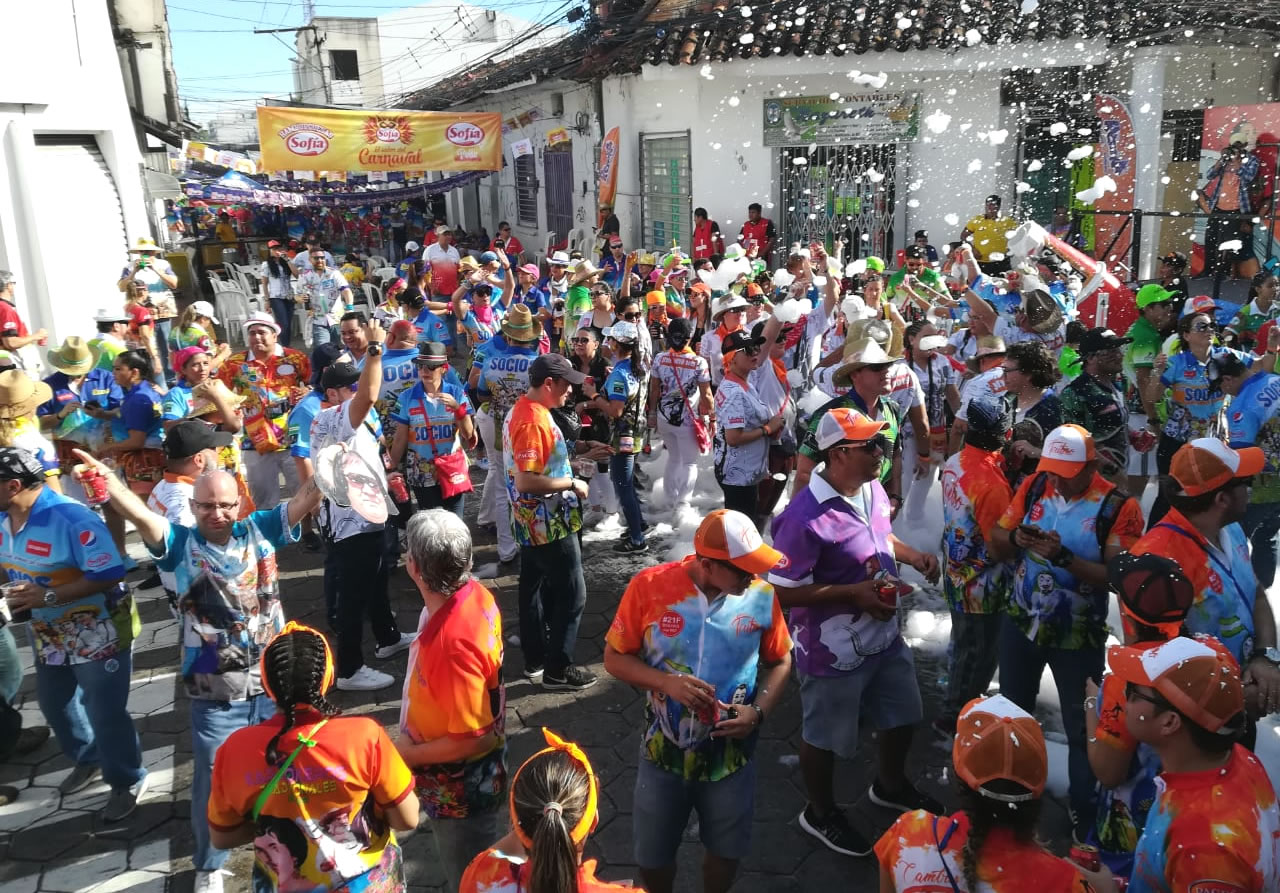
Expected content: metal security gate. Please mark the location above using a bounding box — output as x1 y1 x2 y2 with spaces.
778 144 896 260
640 132 692 251
544 147 574 247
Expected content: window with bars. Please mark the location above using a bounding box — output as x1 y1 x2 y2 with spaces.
640 132 692 251
514 154 538 227
1163 109 1204 163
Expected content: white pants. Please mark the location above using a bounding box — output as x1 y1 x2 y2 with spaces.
658 417 700 508
244 449 300 510
587 467 618 514
477 407 517 562
475 407 497 526
900 431 940 523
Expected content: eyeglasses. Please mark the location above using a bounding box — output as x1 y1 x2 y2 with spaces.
622 312 642 321
742 345 762 356
1124 682 1176 714
1001 364 1023 374
1190 321 1215 333
311 255 325 261
193 500 239 513
571 336 592 344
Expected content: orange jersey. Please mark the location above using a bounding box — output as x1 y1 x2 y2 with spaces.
208 711 413 892
460 849 631 893
875 809 1092 892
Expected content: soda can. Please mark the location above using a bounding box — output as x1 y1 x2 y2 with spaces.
387 472 409 504
76 465 111 506
1068 843 1101 873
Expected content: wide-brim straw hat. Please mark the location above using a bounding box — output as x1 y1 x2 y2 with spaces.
46 337 95 376
502 304 539 342
570 259 601 285
832 338 898 388
0 369 54 419
187 380 247 418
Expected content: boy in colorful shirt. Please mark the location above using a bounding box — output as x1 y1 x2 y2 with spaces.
604 510 791 893
1111 636 1280 893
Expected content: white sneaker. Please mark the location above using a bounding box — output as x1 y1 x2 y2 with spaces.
374 633 415 660
195 870 227 893
336 666 395 691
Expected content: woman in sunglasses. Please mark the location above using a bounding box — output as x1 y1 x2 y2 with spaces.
1145 310 1255 524
713 329 781 523
577 283 617 334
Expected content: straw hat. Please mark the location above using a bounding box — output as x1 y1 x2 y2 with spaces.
46 337 95 376
0 369 54 420
187 380 246 419
458 256 480 273
832 338 898 388
570 259 601 285
128 236 162 253
501 304 539 343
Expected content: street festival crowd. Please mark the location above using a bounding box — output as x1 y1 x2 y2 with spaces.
1 185 1280 893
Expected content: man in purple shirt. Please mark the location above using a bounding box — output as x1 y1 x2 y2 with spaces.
769 407 940 858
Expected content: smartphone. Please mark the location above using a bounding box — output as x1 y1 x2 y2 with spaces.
1018 524 1043 540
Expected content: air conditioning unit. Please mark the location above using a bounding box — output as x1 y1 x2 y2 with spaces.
485 10 496 21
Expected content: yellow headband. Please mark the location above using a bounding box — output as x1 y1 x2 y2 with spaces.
510 728 598 849
258 621 335 704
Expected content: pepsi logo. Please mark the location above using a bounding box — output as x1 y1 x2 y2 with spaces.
446 123 485 146
1030 504 1045 522
79 530 97 548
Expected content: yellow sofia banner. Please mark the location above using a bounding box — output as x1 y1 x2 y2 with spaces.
256 106 502 173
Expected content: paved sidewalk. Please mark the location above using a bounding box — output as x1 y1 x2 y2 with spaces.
0 471 1071 892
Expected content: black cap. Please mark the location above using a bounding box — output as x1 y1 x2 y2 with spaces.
0 447 46 486
721 329 766 356
914 229 929 240
666 317 693 348
1107 552 1195 626
320 361 361 391
904 244 926 260
1078 326 1133 356
529 353 586 386
413 341 449 367
164 420 233 459
310 342 343 388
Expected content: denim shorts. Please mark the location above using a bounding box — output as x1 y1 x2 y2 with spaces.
633 754 757 868
798 640 923 759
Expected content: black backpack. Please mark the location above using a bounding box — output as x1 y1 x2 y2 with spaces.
1023 471 1128 553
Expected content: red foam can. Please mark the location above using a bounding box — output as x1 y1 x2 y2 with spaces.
76 465 111 506
387 472 409 504
1068 843 1101 873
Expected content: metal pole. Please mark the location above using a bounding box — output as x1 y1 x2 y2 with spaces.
1130 208 1143 279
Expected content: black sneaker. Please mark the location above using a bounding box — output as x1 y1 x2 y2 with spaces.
618 523 653 540
612 539 649 554
542 665 597 691
137 571 162 590
796 805 871 857
868 779 945 814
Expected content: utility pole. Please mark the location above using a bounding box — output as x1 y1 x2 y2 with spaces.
255 24 328 105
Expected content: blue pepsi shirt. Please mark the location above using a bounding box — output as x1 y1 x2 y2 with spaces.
475 335 538 422
38 369 122 415
161 382 195 421
413 308 453 345
1227 371 1280 503
287 390 323 459
0 486 134 666
512 286 552 337
1159 346 1252 442
115 380 165 447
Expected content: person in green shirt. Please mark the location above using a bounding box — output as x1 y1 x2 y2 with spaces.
1122 283 1179 495
885 244 946 318
1058 320 1085 384
88 308 131 373
564 260 599 344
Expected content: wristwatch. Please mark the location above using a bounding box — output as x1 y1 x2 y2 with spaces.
1051 546 1075 569
366 343 383 357
42 589 57 607
1251 646 1280 666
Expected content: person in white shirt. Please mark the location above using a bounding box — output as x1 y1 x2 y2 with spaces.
258 240 298 347
298 250 351 346
902 321 961 523
291 237 335 273
950 335 1009 452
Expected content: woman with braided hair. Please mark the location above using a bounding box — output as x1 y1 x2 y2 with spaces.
874 694 1117 892
208 621 419 893
459 728 631 893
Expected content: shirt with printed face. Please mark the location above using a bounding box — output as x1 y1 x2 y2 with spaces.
1158 346 1252 442
769 474 901 674
941 446 1014 614
150 505 299 701
606 557 791 781
713 374 771 487
392 381 472 488
996 472 1144 649
208 711 414 893
400 580 506 818
653 348 710 428
310 400 389 543
218 347 312 453
1227 371 1280 503
1128 745 1280 893
502 395 582 546
0 487 134 666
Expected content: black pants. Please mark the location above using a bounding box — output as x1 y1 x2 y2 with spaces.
1204 211 1246 277
332 530 399 678
518 534 587 676
413 485 465 519
720 482 758 521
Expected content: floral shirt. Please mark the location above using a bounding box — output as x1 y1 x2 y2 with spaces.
941 446 1013 614
218 346 312 453
502 395 581 546
1158 346 1252 442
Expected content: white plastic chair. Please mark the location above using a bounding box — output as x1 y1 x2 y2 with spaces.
214 288 252 345
361 282 382 309
373 266 398 283
365 255 388 277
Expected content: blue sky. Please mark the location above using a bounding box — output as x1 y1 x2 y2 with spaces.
170 1 567 125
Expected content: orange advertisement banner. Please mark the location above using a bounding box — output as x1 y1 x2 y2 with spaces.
256 106 502 173
597 126 620 225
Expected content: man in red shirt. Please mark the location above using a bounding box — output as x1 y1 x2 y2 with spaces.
738 203 776 265
0 270 47 362
693 207 725 263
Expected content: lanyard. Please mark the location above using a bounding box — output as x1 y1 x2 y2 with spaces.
1154 522 1255 613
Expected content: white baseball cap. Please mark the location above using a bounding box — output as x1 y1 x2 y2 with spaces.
602 320 640 344
188 300 220 325
243 311 281 335
405 241 420 252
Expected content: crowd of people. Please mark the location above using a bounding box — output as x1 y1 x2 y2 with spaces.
0 189 1279 893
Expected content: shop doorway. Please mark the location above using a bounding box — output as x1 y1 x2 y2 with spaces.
778 144 897 261
544 145 574 247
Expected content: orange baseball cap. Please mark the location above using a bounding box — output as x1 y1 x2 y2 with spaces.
745 282 764 297
813 406 888 451
1169 437 1264 497
689 281 712 295
1035 424 1095 477
694 509 784 574
645 290 667 307
952 695 1047 801
1108 636 1244 733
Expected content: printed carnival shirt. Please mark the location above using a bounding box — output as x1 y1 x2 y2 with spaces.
652 348 710 428
604 356 644 453
713 373 770 486
0 487 135 666
1227 371 1280 504
502 395 581 546
218 345 311 453
461 851 631 893
605 557 791 782
474 335 538 426
391 381 472 489
1157 346 1252 442
209 709 414 893
941 446 1013 614
1123 315 1163 415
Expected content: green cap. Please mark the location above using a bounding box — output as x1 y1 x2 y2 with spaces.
865 256 885 273
1135 283 1177 309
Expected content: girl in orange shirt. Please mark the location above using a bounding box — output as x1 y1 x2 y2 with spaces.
459 729 631 893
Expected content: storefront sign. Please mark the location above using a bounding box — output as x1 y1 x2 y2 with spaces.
511 138 533 159
257 106 502 172
546 127 570 147
762 93 921 146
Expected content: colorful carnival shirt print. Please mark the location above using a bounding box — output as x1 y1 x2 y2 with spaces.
209 711 414 893
769 474 900 675
502 395 582 546
996 473 1144 649
604 357 644 452
941 446 1013 615
605 557 791 782
1158 346 1252 442
713 374 771 487
1130 509 1258 665
391 381 472 489
150 505 300 701
400 580 506 819
653 348 710 428
874 809 1092 893
1128 744 1280 893
475 337 538 428
461 850 631 893
374 346 429 444
1229 297 1280 349
0 487 135 666
1227 371 1280 503
218 347 312 453
1060 372 1129 480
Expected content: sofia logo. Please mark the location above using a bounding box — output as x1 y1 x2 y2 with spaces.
364 116 413 145
1188 883 1247 893
446 122 486 146
658 610 684 637
277 123 334 156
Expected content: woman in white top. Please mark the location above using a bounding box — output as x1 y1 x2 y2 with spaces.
647 317 712 510
901 321 961 524
259 241 297 347
713 328 782 525
577 283 616 333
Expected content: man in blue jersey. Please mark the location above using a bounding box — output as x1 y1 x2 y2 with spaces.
0 447 145 822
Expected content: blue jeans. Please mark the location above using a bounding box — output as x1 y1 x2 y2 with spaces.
634 755 757 867
153 318 175 387
999 618 1103 834
610 452 646 545
34 649 145 791
1243 501 1280 590
270 298 295 348
190 694 276 870
312 322 337 346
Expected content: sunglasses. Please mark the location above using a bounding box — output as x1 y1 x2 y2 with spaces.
622 311 643 321
834 434 889 456
349 474 379 488
571 336 592 344
1190 321 1215 333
